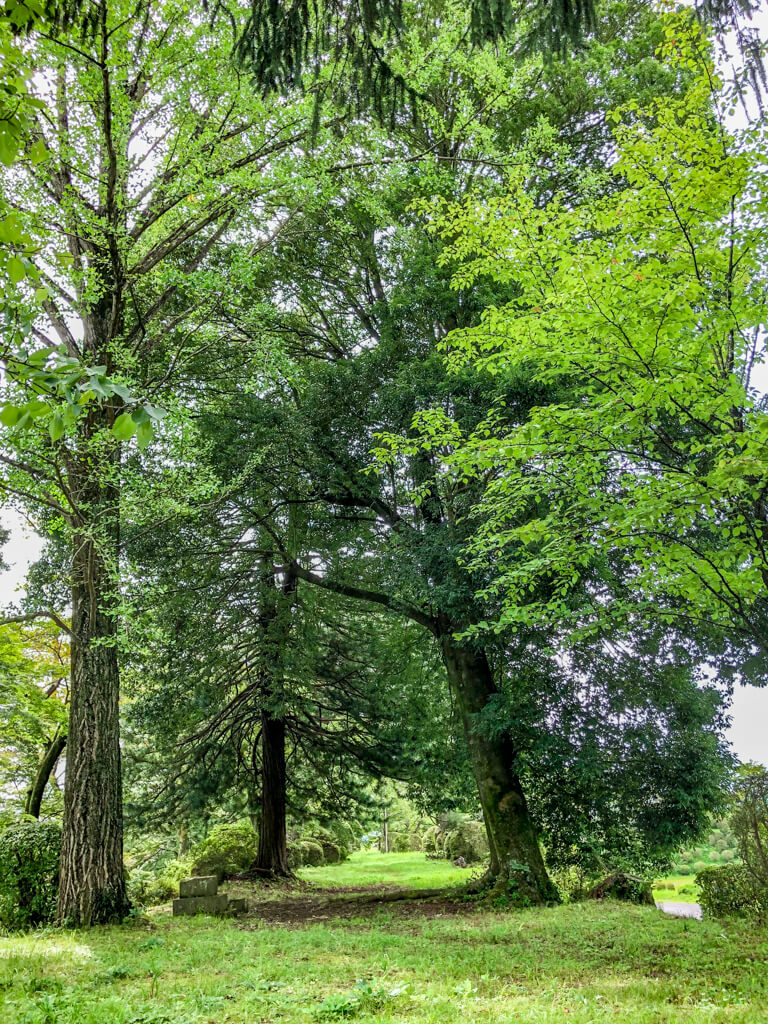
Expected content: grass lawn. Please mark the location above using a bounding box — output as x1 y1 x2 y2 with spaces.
2 852 764 1024
298 850 471 889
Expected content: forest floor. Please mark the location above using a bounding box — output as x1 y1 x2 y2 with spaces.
1 854 763 1024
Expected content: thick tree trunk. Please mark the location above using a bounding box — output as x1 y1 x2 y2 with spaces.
439 626 557 904
57 447 129 925
252 710 291 876
25 732 67 819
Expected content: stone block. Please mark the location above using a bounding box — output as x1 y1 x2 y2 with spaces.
173 894 229 916
179 875 218 898
225 897 248 915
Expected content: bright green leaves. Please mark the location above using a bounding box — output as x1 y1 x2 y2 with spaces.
413 12 768 652
111 404 165 448
1 346 166 449
112 413 137 441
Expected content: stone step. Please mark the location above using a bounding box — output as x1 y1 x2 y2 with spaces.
173 893 229 916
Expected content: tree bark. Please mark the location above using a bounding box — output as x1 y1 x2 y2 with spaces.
57 431 130 925
438 625 557 904
253 710 291 875
25 732 67 819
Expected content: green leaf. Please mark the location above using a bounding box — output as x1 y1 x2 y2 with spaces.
0 406 21 426
136 420 153 450
48 414 65 442
27 140 49 165
0 131 19 167
7 257 26 284
112 413 137 441
109 383 133 402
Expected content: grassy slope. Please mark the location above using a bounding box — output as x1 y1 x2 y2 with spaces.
2 853 764 1024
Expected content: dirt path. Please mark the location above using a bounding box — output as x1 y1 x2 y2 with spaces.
225 881 473 926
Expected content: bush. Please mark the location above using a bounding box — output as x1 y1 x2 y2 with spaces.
126 870 176 908
126 858 190 908
675 863 692 875
708 850 721 863
0 819 61 929
421 826 439 854
390 833 410 853
692 860 708 874
721 849 735 862
190 821 258 881
321 842 341 864
443 821 489 864
697 865 768 921
409 832 422 852
300 840 324 866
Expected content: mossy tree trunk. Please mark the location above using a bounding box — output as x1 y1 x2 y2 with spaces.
439 623 557 904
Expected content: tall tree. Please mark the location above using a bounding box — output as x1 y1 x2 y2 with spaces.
0 0 313 923
416 13 768 673
185 0 727 900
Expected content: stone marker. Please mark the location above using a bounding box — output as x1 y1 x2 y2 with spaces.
173 876 249 917
173 894 229 916
179 875 218 898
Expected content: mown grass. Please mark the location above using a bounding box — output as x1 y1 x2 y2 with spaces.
1 901 766 1023
298 850 471 890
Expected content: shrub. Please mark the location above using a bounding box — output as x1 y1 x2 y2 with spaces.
692 860 708 874
0 819 61 929
126 870 176 908
421 826 439 854
321 842 341 864
300 840 324 866
675 863 692 875
390 833 410 853
697 865 768 921
443 821 489 864
409 832 422 852
189 821 258 881
721 849 735 862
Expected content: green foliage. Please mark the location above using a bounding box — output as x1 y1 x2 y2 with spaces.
697 865 768 922
0 818 60 929
414 11 768 667
730 767 768 892
189 821 258 881
390 833 410 853
443 821 489 863
300 840 325 867
421 826 439 854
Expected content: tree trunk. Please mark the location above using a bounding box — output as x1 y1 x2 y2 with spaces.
57 445 129 925
439 626 557 904
252 710 291 876
25 732 67 819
